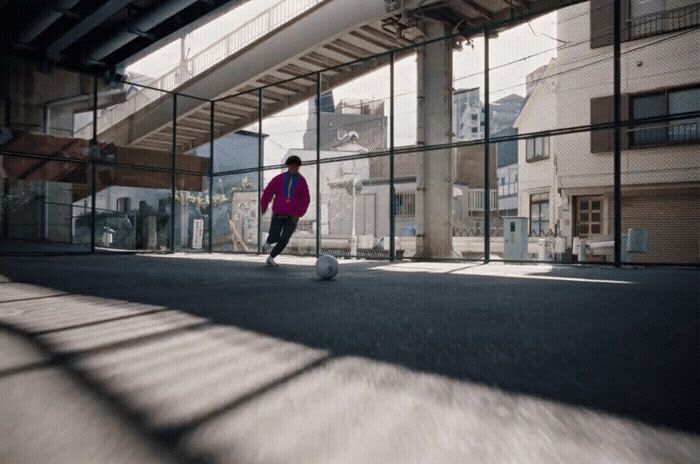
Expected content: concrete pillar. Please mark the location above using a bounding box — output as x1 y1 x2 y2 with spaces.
415 20 454 258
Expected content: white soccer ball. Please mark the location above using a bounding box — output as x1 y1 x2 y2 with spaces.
315 255 338 280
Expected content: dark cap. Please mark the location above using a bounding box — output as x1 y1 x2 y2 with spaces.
285 155 302 166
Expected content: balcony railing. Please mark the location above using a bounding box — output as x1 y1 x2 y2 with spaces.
629 2 700 39
629 121 699 147
77 0 326 138
467 188 499 212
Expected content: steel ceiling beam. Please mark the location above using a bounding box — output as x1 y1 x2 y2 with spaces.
16 0 81 46
84 0 201 65
46 0 136 61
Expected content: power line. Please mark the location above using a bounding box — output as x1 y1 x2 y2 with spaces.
487 26 699 95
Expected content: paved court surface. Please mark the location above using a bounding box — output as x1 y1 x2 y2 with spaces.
0 254 698 463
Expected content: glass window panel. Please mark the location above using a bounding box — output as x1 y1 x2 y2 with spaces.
263 78 316 168
633 94 666 119
320 156 389 259
669 88 700 114
174 174 210 251
453 37 485 143
215 93 260 174
394 49 420 148
97 88 174 171
211 172 260 253
1 156 91 253
92 165 172 251
591 224 601 234
631 0 666 17
176 96 211 174
490 5 612 136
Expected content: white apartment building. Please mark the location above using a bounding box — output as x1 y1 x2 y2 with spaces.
515 0 700 263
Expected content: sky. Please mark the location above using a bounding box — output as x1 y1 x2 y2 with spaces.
126 1 561 165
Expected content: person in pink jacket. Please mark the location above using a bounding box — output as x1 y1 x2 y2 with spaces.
260 155 310 265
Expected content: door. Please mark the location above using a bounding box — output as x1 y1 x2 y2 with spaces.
576 196 604 238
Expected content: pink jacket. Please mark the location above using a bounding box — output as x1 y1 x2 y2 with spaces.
261 172 310 218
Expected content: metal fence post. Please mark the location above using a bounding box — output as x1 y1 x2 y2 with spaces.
258 89 264 254
614 0 622 266
90 75 98 254
389 51 396 261
209 100 215 253
316 72 321 258
171 94 177 252
484 30 491 263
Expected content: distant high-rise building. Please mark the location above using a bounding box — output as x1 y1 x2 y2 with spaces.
453 88 483 141
490 93 525 135
303 91 387 152
453 88 524 141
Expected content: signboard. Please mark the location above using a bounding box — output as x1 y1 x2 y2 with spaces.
192 219 204 249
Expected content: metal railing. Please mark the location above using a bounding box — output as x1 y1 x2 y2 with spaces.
629 2 700 39
77 0 325 139
467 188 498 212
629 121 699 146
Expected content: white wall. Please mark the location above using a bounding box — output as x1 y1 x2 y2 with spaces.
515 1 700 248
556 2 700 189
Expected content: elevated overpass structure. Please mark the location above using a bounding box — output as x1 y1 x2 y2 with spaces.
78 0 570 154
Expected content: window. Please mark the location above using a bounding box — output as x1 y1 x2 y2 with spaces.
471 127 479 134
526 136 550 162
530 194 549 236
576 197 603 237
632 0 666 18
669 87 700 142
395 193 415 216
471 114 478 121
631 87 700 146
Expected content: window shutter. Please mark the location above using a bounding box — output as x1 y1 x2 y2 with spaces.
590 0 614 48
590 94 630 153
590 0 629 48
621 0 630 42
591 95 614 152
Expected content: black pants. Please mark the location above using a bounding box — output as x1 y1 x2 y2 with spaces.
266 214 297 257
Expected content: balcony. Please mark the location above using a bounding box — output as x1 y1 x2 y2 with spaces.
629 121 699 147
629 2 700 39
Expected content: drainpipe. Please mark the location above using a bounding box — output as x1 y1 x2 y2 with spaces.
85 0 200 65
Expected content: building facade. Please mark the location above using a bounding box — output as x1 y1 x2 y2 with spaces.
515 1 700 263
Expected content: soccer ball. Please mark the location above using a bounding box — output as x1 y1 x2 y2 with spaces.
315 255 339 280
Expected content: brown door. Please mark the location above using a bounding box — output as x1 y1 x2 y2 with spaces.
576 196 604 238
